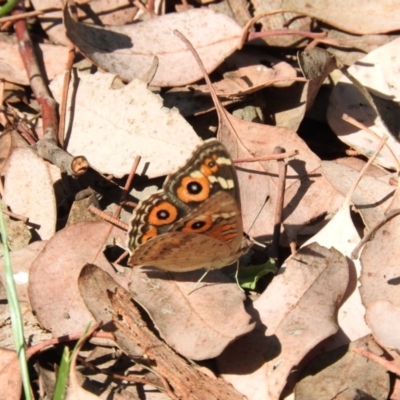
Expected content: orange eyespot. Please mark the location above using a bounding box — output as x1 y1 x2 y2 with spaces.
181 217 213 233
148 201 178 226
200 155 219 176
177 175 210 203
140 227 158 243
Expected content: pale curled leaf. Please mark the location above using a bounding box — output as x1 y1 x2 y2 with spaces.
129 267 254 361
50 73 201 178
64 7 242 87
217 243 349 400
366 301 400 351
321 160 395 229
3 148 56 240
32 0 139 47
328 38 400 170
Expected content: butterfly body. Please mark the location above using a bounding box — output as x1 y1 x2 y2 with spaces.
127 139 247 272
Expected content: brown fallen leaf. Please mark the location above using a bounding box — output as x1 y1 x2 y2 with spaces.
0 348 21 400
294 335 390 399
129 267 254 360
360 186 400 351
217 243 349 400
31 0 138 46
0 34 68 85
63 7 242 86
28 221 130 337
79 265 247 400
277 0 400 34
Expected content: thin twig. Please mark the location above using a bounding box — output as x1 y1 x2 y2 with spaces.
58 43 76 147
234 149 298 164
13 7 88 176
269 147 287 260
342 114 400 172
351 209 400 259
88 205 128 231
110 156 142 223
353 346 400 376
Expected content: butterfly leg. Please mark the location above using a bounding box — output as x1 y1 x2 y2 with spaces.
187 269 211 295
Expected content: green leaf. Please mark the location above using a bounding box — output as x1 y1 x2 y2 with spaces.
235 259 277 290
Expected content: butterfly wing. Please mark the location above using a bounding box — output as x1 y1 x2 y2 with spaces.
128 191 244 271
127 139 246 271
128 232 233 271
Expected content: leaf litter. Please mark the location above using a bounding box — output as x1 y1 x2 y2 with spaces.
1 1 400 399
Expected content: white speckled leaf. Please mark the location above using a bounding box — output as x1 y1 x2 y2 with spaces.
3 148 56 240
50 72 201 178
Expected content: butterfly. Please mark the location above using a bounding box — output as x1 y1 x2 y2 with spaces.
127 139 248 272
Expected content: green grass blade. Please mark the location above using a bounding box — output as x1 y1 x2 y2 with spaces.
0 201 32 399
53 347 71 400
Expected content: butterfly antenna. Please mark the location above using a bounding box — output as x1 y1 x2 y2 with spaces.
244 196 269 248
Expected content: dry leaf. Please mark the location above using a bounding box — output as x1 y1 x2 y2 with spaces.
360 187 400 351
278 0 400 34
0 348 21 400
50 72 201 178
129 267 254 360
28 221 129 336
0 34 68 86
321 160 395 229
217 243 349 400
294 336 389 399
219 113 342 241
3 148 56 240
31 0 138 46
64 7 242 86
328 38 400 170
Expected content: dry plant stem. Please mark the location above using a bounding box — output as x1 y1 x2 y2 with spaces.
2 209 28 223
13 8 88 176
76 356 163 389
0 8 58 23
109 287 245 400
248 29 326 43
351 209 400 259
88 205 128 231
58 43 76 147
343 131 388 205
174 30 245 150
269 147 287 261
0 79 6 126
114 155 142 220
132 0 148 14
113 250 129 265
234 149 298 164
353 346 400 376
238 9 325 50
342 114 400 172
25 329 115 359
